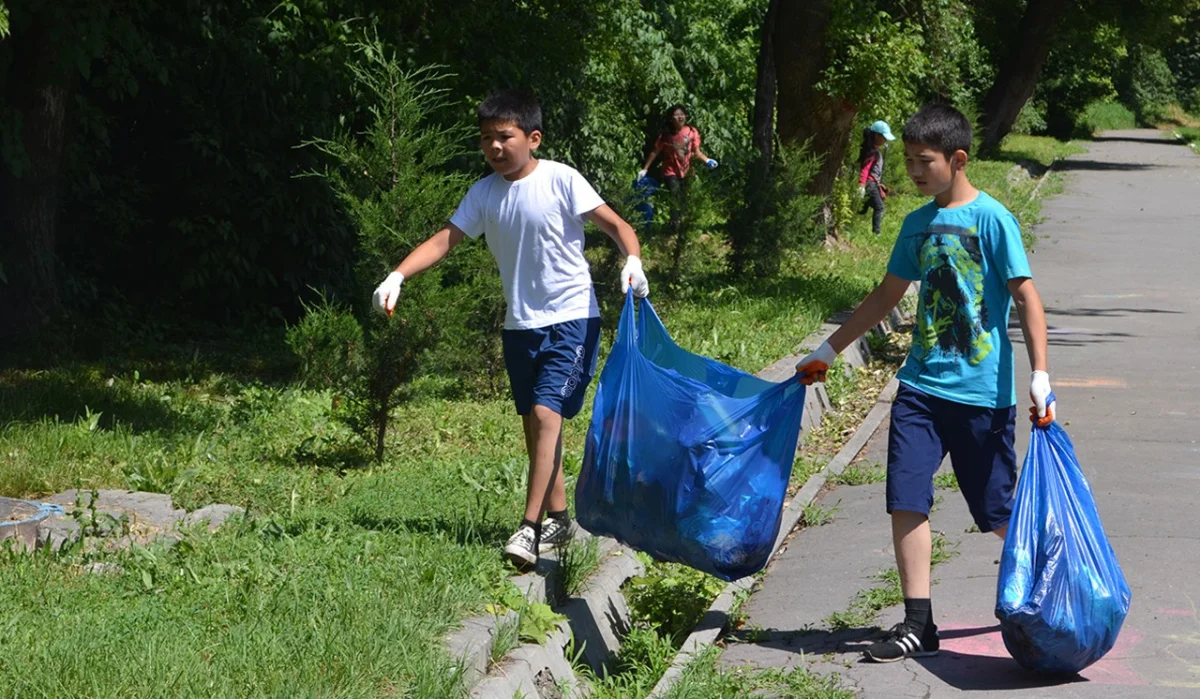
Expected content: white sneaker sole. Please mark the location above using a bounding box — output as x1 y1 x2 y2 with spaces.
865 649 939 663
504 545 537 569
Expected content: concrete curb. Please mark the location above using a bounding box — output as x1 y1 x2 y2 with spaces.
448 532 646 698
450 287 916 698
646 292 915 698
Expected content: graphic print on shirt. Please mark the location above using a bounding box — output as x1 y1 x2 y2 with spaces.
910 223 992 371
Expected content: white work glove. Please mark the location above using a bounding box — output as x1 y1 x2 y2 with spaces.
371 271 405 316
1029 370 1056 427
795 341 838 385
637 169 648 180
705 159 718 169
621 255 650 298
858 185 866 199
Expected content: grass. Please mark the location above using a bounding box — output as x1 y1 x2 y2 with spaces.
559 535 603 597
831 462 886 486
0 134 1079 697
1177 126 1200 151
1078 100 1137 135
802 501 839 527
659 647 853 699
933 471 960 490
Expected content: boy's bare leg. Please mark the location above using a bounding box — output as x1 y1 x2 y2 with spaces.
523 405 566 524
893 510 932 598
992 523 1008 539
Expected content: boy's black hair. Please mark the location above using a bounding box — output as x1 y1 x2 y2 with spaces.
477 89 543 136
667 104 689 118
902 103 972 158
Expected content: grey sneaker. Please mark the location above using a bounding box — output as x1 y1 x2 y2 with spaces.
538 517 574 552
503 524 539 569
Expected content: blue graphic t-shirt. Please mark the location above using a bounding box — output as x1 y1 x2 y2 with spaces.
887 191 1032 408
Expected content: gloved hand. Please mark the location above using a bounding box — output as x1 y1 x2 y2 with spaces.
1029 370 1056 427
637 169 648 180
795 341 838 385
621 255 650 298
371 271 405 316
858 185 866 199
706 159 718 169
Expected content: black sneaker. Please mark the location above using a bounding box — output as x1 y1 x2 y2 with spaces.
864 621 940 663
538 517 573 552
503 524 539 569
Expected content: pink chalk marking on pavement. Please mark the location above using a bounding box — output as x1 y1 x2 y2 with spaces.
1155 608 1196 617
938 620 1145 686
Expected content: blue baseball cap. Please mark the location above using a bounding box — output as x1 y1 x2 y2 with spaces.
869 120 896 141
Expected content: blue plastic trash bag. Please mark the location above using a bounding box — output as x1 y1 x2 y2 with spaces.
996 421 1131 674
632 175 658 227
575 292 805 581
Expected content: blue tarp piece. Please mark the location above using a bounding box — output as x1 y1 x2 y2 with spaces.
575 292 806 581
632 175 658 227
996 420 1132 674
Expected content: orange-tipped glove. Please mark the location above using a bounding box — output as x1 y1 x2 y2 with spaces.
795 341 837 385
1029 370 1056 427
371 271 404 316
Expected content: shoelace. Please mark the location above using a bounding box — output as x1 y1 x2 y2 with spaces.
512 527 536 549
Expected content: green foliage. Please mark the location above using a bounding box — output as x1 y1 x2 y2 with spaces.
820 0 928 125
1012 100 1050 135
627 554 727 645
1078 100 1137 134
661 648 854 699
1122 45 1177 124
730 143 824 276
915 0 995 112
486 581 567 645
300 38 500 460
559 535 603 597
802 501 839 527
1038 23 1127 138
832 462 886 486
286 294 365 392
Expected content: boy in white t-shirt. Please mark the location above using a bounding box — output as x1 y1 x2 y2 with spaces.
371 89 649 569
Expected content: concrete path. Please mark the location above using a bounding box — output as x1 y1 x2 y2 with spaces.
721 130 1200 697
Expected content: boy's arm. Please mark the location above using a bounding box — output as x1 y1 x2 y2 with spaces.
1009 276 1055 424
372 224 466 315
795 272 910 383
586 204 649 298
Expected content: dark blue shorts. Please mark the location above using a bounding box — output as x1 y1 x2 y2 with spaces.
887 382 1017 532
502 317 602 419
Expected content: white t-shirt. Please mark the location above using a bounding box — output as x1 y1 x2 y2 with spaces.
450 160 604 330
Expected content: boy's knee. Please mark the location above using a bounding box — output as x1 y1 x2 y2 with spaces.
531 403 563 424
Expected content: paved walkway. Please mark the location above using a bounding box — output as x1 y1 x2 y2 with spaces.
721 130 1200 697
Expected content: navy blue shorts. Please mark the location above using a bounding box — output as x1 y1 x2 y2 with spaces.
886 382 1017 532
502 317 602 419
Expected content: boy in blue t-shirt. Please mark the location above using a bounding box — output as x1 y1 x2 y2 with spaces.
796 104 1056 663
371 89 649 570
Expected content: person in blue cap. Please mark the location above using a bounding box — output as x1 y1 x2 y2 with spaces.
857 120 895 235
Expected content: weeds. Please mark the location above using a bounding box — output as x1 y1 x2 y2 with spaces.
831 462 886 486
825 533 957 630
803 501 840 527
933 471 960 490
559 535 602 597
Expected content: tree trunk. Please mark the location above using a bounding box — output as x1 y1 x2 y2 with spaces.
730 0 779 274
773 0 857 199
0 14 70 335
979 0 1073 155
751 0 779 175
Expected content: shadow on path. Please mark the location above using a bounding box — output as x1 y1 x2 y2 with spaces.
1055 160 1159 172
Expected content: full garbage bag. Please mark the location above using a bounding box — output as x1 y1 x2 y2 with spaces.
575 292 805 581
996 421 1131 673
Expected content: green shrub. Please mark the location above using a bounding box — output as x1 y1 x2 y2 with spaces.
286 294 365 392
1123 45 1176 125
729 143 823 277
1012 100 1049 135
1078 100 1137 134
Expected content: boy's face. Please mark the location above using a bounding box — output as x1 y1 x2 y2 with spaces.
904 142 966 197
480 119 541 177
